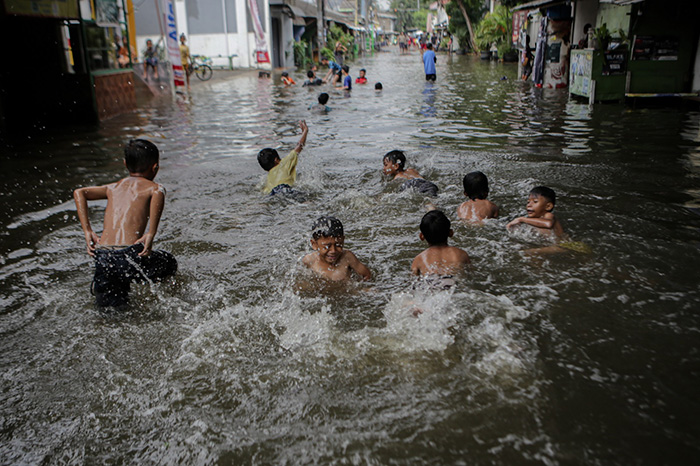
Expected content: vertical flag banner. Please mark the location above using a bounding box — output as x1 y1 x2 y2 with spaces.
163 0 185 88
247 0 270 63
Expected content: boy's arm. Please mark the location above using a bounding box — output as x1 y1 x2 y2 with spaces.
73 186 108 256
135 185 166 256
294 120 308 153
507 213 556 230
347 251 371 281
410 256 421 275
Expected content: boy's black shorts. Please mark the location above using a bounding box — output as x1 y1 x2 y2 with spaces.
93 244 177 308
425 74 436 81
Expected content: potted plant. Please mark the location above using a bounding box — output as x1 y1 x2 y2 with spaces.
474 5 513 61
593 23 611 51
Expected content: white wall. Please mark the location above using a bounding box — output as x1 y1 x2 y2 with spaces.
572 0 598 46
693 33 700 92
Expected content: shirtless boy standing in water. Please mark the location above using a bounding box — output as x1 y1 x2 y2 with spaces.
411 210 471 283
302 216 371 282
73 139 177 307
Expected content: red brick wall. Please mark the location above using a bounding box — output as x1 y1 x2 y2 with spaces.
94 71 136 120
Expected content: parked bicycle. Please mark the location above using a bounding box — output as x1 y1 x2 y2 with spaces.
189 55 213 81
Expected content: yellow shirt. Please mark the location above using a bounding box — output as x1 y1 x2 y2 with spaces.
263 150 298 193
179 44 190 66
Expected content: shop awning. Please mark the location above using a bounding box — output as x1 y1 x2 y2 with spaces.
512 0 568 11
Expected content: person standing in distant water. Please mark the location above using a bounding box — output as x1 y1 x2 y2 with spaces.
179 34 191 89
334 41 348 65
143 39 159 81
422 43 437 82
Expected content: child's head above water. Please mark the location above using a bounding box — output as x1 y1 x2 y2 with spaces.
281 71 289 77
311 216 344 240
359 68 366 77
342 65 349 75
527 186 556 217
375 82 383 90
307 70 315 78
257 148 280 171
382 150 406 176
318 92 329 105
420 210 452 246
124 139 159 174
463 171 489 200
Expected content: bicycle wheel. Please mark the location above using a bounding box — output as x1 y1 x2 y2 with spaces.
195 64 212 81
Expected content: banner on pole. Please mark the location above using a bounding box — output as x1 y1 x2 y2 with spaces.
247 0 269 63
163 0 185 88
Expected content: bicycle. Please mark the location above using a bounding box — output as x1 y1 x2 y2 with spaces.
188 55 213 81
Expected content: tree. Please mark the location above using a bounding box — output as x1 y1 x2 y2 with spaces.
390 0 416 32
446 0 485 52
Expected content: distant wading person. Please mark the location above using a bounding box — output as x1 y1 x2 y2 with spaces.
422 43 437 81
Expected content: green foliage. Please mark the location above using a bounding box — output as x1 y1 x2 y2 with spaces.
473 4 512 54
413 9 430 31
594 23 611 50
446 0 486 50
293 39 311 68
326 24 355 60
390 0 416 32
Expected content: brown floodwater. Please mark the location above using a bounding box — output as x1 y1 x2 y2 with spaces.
1 50 699 464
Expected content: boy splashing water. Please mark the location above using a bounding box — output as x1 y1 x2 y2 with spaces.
302 216 371 281
258 120 308 196
412 210 471 284
382 150 439 196
73 139 177 308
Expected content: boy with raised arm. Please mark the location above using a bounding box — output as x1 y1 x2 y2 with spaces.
457 171 499 223
258 120 308 195
73 139 177 308
506 186 565 239
302 216 371 282
382 150 439 196
411 210 471 281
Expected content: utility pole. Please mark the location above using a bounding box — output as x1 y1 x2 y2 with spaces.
317 0 325 51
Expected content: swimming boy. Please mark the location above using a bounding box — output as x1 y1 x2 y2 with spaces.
302 216 371 281
506 186 565 239
457 171 499 222
281 71 296 86
382 150 439 196
355 68 368 84
375 82 383 91
302 70 323 86
309 93 331 113
73 139 177 308
258 120 309 195
411 210 470 279
321 57 342 85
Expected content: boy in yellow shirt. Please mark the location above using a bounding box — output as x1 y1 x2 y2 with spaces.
258 120 308 195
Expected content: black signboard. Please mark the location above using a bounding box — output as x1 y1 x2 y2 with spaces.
546 42 561 63
603 51 626 76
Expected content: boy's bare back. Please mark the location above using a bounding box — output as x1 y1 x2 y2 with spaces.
457 199 499 223
101 177 164 245
411 245 470 276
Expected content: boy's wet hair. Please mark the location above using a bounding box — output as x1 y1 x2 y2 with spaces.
427 43 433 50
312 216 344 240
124 139 159 173
420 210 451 245
463 171 489 200
375 82 383 90
307 70 314 78
318 92 329 105
360 68 366 73
281 71 289 77
383 150 406 170
530 186 556 206
342 65 349 74
257 148 279 171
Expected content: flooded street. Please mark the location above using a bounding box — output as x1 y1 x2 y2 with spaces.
1 49 700 463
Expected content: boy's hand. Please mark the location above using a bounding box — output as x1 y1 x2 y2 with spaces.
299 120 308 133
135 233 155 257
506 217 522 230
84 230 100 256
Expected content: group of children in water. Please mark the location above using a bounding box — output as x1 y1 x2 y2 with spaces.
255 120 572 289
74 65 575 309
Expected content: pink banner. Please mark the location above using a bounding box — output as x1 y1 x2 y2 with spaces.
247 0 269 62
